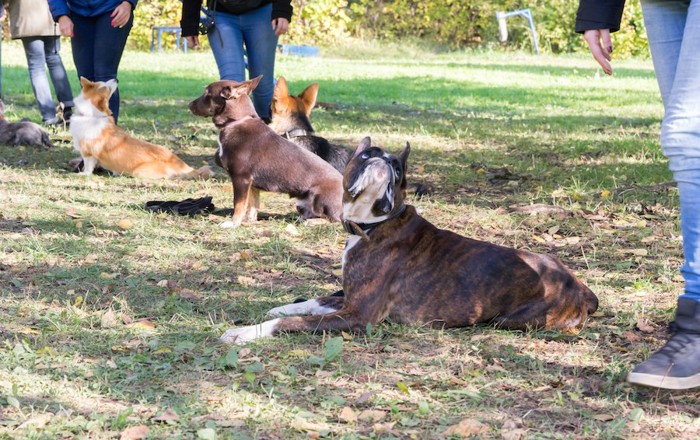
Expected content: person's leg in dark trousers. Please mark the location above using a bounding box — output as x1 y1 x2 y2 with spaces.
70 11 133 124
43 36 74 111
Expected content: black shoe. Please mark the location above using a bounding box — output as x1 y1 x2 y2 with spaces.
627 297 700 389
62 106 73 124
627 331 700 389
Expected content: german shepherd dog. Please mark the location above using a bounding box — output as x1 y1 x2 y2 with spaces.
269 77 431 196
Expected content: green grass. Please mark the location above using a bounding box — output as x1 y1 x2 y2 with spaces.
1 39 697 439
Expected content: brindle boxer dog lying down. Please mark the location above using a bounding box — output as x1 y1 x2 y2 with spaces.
221 137 599 344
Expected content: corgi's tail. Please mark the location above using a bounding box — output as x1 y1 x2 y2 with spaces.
180 165 214 180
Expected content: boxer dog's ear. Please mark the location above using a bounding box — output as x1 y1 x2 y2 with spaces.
352 137 372 159
396 142 410 192
399 142 410 176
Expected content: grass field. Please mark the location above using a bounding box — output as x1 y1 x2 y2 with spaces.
1 39 698 439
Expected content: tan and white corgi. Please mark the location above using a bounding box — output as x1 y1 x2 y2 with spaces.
70 77 213 180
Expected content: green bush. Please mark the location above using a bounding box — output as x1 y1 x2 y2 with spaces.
131 0 186 51
346 0 648 56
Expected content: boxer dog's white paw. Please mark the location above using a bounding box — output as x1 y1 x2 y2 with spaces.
220 319 280 344
219 220 237 229
267 299 337 317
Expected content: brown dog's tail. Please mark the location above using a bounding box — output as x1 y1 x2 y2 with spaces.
179 165 214 180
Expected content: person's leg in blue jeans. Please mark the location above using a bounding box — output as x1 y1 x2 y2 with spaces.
627 0 700 389
43 36 74 113
242 4 278 120
21 37 56 123
70 12 133 124
209 11 248 82
209 5 278 119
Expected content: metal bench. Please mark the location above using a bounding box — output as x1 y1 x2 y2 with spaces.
150 26 188 54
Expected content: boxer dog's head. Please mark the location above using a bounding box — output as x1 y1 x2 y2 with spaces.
188 76 262 127
342 137 410 224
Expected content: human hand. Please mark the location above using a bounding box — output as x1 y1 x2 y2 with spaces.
111 1 132 28
272 18 289 36
583 29 613 75
185 35 200 50
58 15 74 37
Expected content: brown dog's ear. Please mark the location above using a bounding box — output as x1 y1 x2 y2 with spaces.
246 75 263 94
399 142 411 174
219 85 237 100
352 137 372 159
299 83 319 117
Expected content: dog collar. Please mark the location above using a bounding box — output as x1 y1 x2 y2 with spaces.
343 204 407 236
283 128 313 139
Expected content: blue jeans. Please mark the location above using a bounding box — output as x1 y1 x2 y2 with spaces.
642 0 700 301
21 36 74 122
209 3 278 119
70 11 133 124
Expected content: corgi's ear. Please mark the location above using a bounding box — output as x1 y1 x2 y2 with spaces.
79 76 92 90
103 79 118 97
299 83 319 117
352 137 372 159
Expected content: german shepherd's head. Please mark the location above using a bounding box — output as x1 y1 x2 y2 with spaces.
269 76 317 136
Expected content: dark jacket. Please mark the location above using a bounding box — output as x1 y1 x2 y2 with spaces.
48 0 138 21
575 0 626 33
181 0 293 37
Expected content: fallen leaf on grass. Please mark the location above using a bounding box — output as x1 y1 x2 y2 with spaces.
153 407 180 423
373 421 396 434
120 425 149 440
285 224 300 236
354 391 374 405
358 410 387 423
101 310 120 328
593 414 615 422
443 418 489 437
237 275 256 287
501 419 526 440
117 219 134 230
622 331 641 342
635 320 655 333
177 288 202 301
126 319 156 330
339 407 357 424
291 418 331 433
65 208 82 219
157 279 178 289
17 413 53 429
617 248 649 257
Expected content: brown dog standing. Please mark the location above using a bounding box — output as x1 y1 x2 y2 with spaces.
221 137 598 343
188 76 343 228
